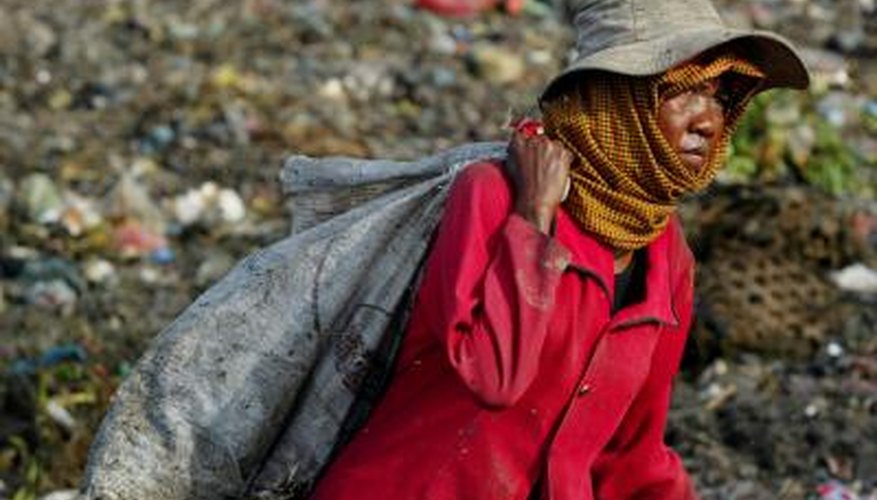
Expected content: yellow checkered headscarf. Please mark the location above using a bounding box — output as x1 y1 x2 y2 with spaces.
541 54 765 250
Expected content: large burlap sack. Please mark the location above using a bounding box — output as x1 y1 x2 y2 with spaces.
80 142 505 500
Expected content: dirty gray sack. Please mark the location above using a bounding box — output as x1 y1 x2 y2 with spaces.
79 142 506 499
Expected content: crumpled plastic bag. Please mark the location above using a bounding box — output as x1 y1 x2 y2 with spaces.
416 0 525 17
79 142 505 500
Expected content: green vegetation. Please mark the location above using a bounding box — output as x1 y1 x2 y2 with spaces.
727 88 876 199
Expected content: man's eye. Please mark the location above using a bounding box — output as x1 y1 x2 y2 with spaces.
713 90 732 110
696 82 714 93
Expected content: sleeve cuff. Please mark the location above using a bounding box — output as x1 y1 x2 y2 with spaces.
504 213 571 274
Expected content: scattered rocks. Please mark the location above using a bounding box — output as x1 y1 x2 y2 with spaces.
194 251 235 288
82 259 117 286
171 181 247 229
469 44 526 84
18 174 64 225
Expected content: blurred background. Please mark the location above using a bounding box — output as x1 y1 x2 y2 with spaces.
0 0 875 498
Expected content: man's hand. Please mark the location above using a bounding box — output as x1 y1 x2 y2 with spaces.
507 123 572 234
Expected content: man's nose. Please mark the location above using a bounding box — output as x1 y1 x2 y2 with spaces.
690 100 723 139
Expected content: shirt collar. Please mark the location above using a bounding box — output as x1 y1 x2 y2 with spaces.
554 209 682 329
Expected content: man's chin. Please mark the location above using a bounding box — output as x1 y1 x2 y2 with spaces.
679 152 707 175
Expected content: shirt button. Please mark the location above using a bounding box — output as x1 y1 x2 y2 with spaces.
577 383 592 396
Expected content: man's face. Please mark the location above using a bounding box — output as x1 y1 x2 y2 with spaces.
657 78 726 175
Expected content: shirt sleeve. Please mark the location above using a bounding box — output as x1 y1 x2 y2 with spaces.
416 162 571 408
591 263 699 500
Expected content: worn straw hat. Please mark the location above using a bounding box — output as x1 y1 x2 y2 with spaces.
542 0 810 100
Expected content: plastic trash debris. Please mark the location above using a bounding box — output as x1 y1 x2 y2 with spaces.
82 259 117 285
39 490 80 500
105 173 167 236
171 182 247 228
149 247 176 265
702 382 737 411
8 344 88 376
19 173 64 224
113 220 169 259
138 124 176 155
826 342 845 358
25 280 78 310
41 345 88 365
830 263 877 294
317 78 346 102
20 258 86 293
416 0 524 17
45 399 77 432
59 193 104 237
217 188 246 224
817 480 859 500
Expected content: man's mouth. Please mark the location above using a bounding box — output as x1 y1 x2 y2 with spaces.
679 147 707 172
682 146 706 156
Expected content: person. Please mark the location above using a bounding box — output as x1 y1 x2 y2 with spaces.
311 0 809 498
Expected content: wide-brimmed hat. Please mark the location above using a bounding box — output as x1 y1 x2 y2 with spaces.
541 0 810 100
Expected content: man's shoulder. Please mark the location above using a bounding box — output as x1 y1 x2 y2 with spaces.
449 160 513 203
665 215 695 288
438 159 516 229
455 159 509 187
667 215 693 252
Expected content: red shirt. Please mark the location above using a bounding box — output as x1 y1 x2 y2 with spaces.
312 161 698 499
